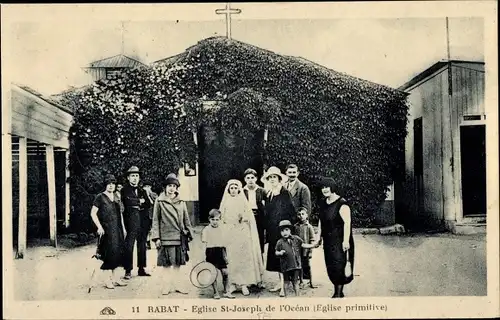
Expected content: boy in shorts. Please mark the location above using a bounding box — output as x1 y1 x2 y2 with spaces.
201 209 235 299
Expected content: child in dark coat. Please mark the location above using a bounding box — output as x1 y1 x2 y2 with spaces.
275 220 316 297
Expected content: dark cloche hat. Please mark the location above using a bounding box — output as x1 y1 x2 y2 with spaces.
163 173 180 188
103 174 117 185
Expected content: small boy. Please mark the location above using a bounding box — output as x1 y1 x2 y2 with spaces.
201 209 235 299
295 207 317 289
275 220 316 297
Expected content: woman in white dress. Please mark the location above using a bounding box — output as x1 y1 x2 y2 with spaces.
219 179 265 296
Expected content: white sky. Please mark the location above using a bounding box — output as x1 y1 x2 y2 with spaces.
2 3 485 96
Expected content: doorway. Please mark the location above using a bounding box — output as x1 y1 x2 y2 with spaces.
414 118 424 216
460 125 487 216
197 125 264 223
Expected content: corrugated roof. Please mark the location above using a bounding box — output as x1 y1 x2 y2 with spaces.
88 54 146 69
399 60 484 91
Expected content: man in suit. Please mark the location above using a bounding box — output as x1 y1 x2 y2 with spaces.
285 164 312 220
121 166 152 279
242 168 267 254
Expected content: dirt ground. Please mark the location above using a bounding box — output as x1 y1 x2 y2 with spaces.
11 227 486 300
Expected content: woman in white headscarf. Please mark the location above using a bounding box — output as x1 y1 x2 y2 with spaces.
220 179 265 296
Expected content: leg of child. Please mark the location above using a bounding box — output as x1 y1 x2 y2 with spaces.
304 256 316 288
221 268 235 299
292 270 300 296
281 279 288 297
292 279 299 296
299 267 304 289
279 272 285 297
212 270 221 299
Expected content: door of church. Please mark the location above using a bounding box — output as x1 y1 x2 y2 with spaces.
197 125 264 223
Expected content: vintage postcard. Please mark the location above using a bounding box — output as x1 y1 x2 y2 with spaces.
2 2 498 319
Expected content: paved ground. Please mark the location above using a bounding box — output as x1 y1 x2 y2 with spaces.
12 227 486 300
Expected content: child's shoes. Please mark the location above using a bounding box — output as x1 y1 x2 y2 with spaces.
269 285 281 292
241 286 250 296
223 292 236 299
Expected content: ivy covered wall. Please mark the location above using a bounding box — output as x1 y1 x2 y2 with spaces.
63 37 408 230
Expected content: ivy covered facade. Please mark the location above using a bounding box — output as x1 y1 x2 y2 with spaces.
62 37 409 230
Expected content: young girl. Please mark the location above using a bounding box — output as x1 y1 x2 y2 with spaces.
294 207 317 289
201 209 235 299
151 173 193 295
219 179 264 296
275 220 316 297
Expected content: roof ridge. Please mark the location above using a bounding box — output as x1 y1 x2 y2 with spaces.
89 54 122 66
122 55 146 66
88 54 146 67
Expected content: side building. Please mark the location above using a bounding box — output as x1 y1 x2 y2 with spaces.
396 60 486 234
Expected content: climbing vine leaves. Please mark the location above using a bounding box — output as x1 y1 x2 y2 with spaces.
66 37 408 229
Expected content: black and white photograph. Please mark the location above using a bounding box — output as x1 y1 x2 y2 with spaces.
2 2 498 319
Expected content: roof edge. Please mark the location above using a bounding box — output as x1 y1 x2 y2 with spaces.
12 83 74 115
399 59 485 91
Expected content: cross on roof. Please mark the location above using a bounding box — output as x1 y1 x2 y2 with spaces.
121 21 125 54
215 3 241 40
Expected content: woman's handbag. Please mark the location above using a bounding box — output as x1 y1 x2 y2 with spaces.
92 235 103 261
181 230 192 262
345 250 352 278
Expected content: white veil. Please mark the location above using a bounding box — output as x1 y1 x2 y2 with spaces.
219 179 254 224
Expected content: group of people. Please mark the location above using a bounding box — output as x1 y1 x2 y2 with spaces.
90 166 158 289
90 164 355 299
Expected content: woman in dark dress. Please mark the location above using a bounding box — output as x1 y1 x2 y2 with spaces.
316 178 355 298
261 166 296 296
90 174 127 289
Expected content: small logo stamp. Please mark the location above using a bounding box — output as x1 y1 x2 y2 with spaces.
100 307 116 316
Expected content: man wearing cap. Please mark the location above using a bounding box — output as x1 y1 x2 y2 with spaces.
121 166 152 279
285 164 311 219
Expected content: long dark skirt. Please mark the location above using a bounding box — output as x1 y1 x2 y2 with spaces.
98 228 125 270
323 234 355 285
